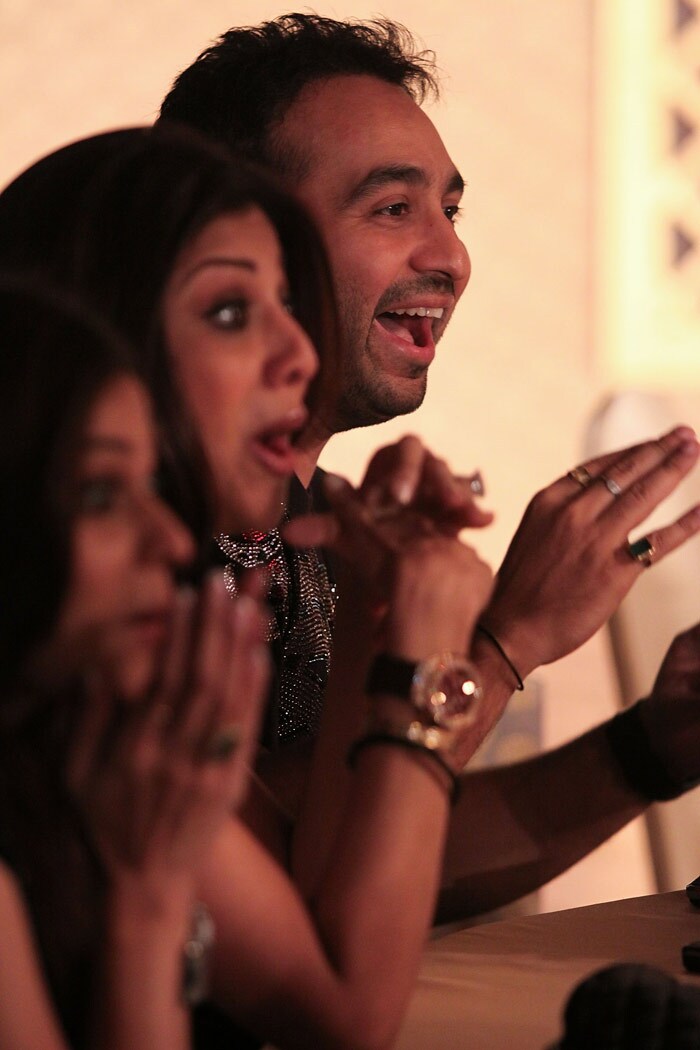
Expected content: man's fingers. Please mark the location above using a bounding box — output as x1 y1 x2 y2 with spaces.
621 504 700 569
599 438 700 528
561 426 696 498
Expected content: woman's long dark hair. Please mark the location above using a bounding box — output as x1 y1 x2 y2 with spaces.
0 278 146 1046
0 124 338 559
0 278 135 691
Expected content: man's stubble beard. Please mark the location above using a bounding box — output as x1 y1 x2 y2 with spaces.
330 285 428 435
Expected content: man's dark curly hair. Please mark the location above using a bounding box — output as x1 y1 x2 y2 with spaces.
159 13 439 179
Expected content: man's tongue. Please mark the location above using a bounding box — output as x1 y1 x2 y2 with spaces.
377 312 433 347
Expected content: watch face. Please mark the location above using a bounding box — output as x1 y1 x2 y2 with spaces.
412 652 482 729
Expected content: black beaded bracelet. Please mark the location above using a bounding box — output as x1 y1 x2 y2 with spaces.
347 732 461 804
606 700 698 803
476 624 524 691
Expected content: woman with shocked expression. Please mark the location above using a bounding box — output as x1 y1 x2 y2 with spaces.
0 124 339 750
0 125 336 548
162 207 317 534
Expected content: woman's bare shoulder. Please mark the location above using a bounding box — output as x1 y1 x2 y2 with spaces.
0 858 68 1049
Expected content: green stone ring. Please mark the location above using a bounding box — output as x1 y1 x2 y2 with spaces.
628 536 656 568
204 724 242 761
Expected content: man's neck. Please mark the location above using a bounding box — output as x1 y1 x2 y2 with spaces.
293 421 333 488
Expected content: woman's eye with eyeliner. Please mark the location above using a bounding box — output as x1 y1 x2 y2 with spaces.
207 299 248 330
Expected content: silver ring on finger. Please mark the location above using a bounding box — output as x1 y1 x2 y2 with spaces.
628 536 656 568
467 471 485 496
599 474 623 498
567 465 593 489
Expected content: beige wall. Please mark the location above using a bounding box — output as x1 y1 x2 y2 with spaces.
4 0 680 910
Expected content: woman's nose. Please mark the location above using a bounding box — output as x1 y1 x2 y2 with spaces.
142 491 195 568
264 308 319 388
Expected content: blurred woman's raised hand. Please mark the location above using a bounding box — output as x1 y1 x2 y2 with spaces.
66 572 269 886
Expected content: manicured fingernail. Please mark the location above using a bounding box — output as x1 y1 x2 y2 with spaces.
392 479 413 505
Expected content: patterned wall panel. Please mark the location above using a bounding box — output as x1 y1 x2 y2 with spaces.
595 0 700 387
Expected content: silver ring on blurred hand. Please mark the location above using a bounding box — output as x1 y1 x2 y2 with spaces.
600 474 622 497
567 465 593 489
628 536 656 568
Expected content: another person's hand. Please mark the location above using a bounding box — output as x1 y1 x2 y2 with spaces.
640 621 700 791
66 572 268 886
286 471 493 652
481 427 700 677
383 532 494 661
356 434 492 534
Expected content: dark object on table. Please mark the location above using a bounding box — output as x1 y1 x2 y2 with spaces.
552 962 700 1049
686 875 700 908
683 941 700 975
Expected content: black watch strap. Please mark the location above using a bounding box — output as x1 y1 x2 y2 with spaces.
366 653 416 699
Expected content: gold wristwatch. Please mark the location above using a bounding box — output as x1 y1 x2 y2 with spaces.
365 650 482 749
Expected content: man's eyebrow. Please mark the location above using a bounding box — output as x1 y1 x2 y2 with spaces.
343 165 465 207
446 170 466 196
344 165 427 206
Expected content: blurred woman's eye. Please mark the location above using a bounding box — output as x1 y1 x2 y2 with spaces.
207 299 248 330
75 476 121 514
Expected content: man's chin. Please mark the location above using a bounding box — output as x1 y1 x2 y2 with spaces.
333 375 427 432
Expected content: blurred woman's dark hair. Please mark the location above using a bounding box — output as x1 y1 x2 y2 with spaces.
0 124 338 555
0 277 135 692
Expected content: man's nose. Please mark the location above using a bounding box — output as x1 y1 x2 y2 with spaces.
410 217 471 289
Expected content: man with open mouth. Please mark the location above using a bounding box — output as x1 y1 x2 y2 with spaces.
159 13 700 924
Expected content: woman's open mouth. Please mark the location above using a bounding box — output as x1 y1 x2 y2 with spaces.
251 410 307 476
